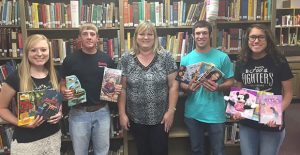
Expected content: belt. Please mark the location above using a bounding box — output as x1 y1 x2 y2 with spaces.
73 104 105 112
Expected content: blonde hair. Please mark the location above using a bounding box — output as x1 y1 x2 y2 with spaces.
131 21 163 55
19 34 59 92
79 23 98 36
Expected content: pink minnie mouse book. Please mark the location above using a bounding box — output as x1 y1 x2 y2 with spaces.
225 87 259 121
259 95 282 125
100 67 122 102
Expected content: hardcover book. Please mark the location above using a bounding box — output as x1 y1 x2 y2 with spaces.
17 91 37 126
36 89 63 120
100 67 122 103
225 87 258 121
176 62 224 84
17 89 62 126
259 95 282 125
66 75 87 107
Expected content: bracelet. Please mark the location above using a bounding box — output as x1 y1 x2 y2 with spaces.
168 107 176 112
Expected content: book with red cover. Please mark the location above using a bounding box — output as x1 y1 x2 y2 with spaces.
100 67 122 103
17 89 62 126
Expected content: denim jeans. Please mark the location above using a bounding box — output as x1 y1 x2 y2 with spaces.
184 117 225 155
69 105 110 155
239 124 285 155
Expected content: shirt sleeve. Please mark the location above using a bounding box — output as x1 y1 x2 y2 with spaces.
234 61 243 82
117 53 129 77
164 51 178 75
5 70 19 91
280 58 293 81
60 56 72 79
221 55 234 79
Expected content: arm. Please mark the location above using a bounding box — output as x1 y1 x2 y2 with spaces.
118 76 130 130
180 80 201 94
0 83 18 126
161 72 179 132
60 78 73 100
202 77 234 92
0 84 44 128
281 79 293 111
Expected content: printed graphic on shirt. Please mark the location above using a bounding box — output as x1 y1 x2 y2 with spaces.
241 66 273 91
98 61 108 68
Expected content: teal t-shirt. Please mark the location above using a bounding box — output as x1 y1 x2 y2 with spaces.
180 48 234 123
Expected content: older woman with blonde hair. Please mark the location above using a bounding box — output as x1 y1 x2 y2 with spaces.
0 34 62 154
118 21 179 155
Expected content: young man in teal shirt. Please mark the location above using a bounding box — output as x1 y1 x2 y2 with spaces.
180 20 234 155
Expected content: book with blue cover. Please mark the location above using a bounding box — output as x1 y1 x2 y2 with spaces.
66 75 87 107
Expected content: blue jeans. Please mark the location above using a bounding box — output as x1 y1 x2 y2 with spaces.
69 105 110 155
239 124 285 155
184 117 225 155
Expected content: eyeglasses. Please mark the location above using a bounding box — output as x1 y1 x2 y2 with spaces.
248 35 266 42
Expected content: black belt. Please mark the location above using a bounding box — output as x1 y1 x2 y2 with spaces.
73 104 105 112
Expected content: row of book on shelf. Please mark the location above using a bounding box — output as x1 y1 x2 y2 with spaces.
277 14 300 27
25 1 119 28
225 87 283 125
0 28 23 58
278 30 300 46
50 36 120 63
217 0 273 21
0 0 20 26
125 31 195 61
123 0 206 27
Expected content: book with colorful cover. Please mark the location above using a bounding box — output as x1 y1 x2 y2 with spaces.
100 67 122 102
176 62 224 84
17 91 38 126
259 95 282 125
17 89 62 126
225 87 259 121
66 75 87 107
252 90 274 122
36 89 63 120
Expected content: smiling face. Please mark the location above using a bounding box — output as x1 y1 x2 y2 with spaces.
194 27 211 50
28 40 50 67
136 29 155 52
79 29 99 52
248 27 267 59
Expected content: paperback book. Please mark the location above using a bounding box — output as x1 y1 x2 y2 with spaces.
225 87 259 121
176 62 224 84
17 89 62 126
259 95 282 125
100 67 122 102
66 75 87 107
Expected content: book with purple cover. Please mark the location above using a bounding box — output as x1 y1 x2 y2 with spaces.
259 95 282 125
